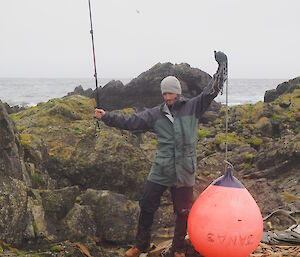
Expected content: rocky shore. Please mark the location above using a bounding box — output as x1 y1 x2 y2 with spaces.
0 63 299 256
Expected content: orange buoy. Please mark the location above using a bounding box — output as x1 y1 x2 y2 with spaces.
188 167 263 257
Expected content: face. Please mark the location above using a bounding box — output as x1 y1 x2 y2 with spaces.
163 92 178 107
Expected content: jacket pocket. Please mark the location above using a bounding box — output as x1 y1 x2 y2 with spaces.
152 157 175 178
183 143 196 157
181 156 196 174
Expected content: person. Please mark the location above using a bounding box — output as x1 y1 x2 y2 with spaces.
95 51 228 257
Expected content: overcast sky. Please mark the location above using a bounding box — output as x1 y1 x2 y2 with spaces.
0 0 299 79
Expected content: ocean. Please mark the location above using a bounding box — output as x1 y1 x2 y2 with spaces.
0 78 286 107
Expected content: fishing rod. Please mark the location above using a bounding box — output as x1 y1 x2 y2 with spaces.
88 0 101 133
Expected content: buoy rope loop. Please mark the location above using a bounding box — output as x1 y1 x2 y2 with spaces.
224 160 234 169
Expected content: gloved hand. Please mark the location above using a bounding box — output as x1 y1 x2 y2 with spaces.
214 50 228 81
208 51 228 96
214 51 228 66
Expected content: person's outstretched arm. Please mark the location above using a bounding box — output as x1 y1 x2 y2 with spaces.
95 108 154 131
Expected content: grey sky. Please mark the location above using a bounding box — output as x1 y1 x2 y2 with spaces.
0 0 299 79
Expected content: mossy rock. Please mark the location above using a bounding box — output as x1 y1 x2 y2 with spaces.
11 95 150 199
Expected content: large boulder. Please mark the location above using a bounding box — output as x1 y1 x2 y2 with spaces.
39 186 81 221
0 100 23 180
264 76 300 102
24 186 81 245
0 101 28 246
0 178 28 246
11 95 150 200
95 62 212 110
81 189 140 244
63 203 97 241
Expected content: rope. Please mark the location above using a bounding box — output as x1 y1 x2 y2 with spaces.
225 65 229 171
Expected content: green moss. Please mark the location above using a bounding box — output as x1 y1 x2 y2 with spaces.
51 245 65 252
252 137 263 146
271 113 281 122
75 196 81 202
20 133 33 147
9 113 22 122
244 163 252 170
197 129 210 141
247 137 263 146
248 104 254 113
294 127 300 134
32 221 38 237
203 170 210 176
151 139 158 145
245 152 254 160
215 132 242 145
32 173 39 187
118 248 126 255
73 126 81 135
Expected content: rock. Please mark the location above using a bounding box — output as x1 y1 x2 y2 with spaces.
1 70 299 254
198 111 218 124
0 178 28 246
0 101 29 246
255 135 299 172
264 76 300 102
81 189 139 244
3 102 26 114
264 89 278 103
255 117 273 137
11 95 149 199
95 62 212 111
0 100 23 180
63 203 97 241
67 85 94 98
39 186 81 221
26 189 49 242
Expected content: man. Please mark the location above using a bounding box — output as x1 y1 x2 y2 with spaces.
95 51 227 257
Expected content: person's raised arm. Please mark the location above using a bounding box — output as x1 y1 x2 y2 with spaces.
191 51 228 118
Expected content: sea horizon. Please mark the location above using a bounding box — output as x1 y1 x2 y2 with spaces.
0 77 288 107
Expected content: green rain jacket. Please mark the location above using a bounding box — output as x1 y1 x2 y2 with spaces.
102 76 222 187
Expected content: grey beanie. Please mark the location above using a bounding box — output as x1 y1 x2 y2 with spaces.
160 76 182 95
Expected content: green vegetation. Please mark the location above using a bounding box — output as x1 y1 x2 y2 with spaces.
20 133 33 147
215 132 242 145
245 152 254 160
151 139 158 145
243 163 252 170
51 245 65 252
32 173 39 188
197 129 211 141
246 137 263 147
272 113 281 122
32 221 38 237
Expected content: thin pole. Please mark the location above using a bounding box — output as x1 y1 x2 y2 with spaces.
88 0 100 109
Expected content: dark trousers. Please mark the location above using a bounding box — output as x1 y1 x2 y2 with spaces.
136 180 193 254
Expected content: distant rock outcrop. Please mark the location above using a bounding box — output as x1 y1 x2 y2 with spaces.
96 62 212 110
3 102 26 114
264 76 300 102
67 85 94 98
68 62 211 111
